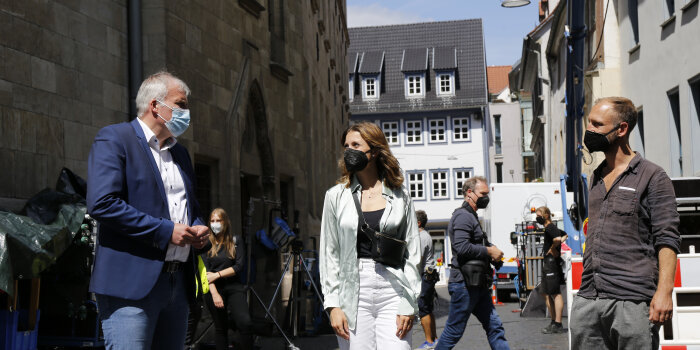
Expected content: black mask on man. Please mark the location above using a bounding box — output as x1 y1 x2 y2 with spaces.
344 148 369 173
584 125 620 153
475 194 490 209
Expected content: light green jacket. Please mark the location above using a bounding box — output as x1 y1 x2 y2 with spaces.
319 176 422 331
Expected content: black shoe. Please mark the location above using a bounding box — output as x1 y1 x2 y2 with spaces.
541 322 554 334
543 322 564 334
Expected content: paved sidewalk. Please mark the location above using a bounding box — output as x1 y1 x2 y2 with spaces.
257 285 569 350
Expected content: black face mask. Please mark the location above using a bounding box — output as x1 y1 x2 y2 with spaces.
475 194 490 209
536 216 545 225
344 148 369 173
584 125 620 153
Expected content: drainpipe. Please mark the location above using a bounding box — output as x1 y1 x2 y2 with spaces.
128 0 143 120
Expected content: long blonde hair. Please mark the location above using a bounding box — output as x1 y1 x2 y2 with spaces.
208 208 236 259
337 122 404 190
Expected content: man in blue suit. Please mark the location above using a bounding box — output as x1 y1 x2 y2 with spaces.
87 71 210 349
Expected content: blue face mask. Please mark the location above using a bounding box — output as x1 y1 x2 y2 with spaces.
156 100 190 137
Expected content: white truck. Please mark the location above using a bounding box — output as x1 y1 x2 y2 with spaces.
482 182 573 301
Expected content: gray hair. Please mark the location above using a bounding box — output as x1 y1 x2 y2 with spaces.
462 176 488 195
415 210 428 228
135 71 191 117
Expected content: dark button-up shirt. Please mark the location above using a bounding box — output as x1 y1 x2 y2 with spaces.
448 202 492 283
579 153 681 301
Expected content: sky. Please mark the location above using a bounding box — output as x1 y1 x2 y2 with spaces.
346 0 542 67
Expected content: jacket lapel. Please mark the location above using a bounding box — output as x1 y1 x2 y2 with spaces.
130 119 168 207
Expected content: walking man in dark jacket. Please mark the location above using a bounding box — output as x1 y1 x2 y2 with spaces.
435 176 510 350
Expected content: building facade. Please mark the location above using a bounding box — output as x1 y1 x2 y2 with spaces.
347 20 489 273
487 65 525 183
0 0 349 321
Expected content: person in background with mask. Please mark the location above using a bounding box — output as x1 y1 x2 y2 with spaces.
201 208 253 350
87 71 210 349
570 97 681 350
535 206 567 334
416 209 439 349
320 122 422 350
435 176 510 350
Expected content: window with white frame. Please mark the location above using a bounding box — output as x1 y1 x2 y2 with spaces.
452 117 470 141
431 171 448 199
406 74 424 97
405 120 422 144
407 172 425 200
363 77 378 99
382 121 399 145
349 77 354 101
437 72 454 96
429 119 446 142
454 169 472 197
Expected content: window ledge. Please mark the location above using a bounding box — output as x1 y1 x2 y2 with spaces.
238 0 265 18
270 62 293 83
660 14 676 29
682 0 698 12
628 43 641 55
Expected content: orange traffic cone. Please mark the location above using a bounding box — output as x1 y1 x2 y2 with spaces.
492 284 503 305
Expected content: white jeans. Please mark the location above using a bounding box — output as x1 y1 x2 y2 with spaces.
337 258 412 350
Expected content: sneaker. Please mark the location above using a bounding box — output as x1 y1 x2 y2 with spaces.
542 322 564 334
416 340 437 349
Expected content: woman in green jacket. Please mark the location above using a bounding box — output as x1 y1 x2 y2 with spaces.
320 122 422 350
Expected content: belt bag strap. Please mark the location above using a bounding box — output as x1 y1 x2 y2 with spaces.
351 190 407 269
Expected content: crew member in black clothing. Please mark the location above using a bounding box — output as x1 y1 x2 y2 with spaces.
201 207 253 350
536 206 568 334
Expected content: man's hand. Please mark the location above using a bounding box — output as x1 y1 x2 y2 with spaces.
170 223 194 246
395 314 414 339
329 307 350 340
486 245 504 262
649 289 673 324
188 225 210 249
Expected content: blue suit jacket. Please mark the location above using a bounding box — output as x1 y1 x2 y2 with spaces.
87 119 204 301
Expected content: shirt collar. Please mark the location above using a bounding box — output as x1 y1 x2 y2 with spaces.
594 151 642 180
349 175 394 199
137 117 177 150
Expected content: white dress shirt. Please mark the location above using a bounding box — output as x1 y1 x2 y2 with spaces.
137 118 190 262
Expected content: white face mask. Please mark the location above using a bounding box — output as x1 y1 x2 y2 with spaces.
210 222 223 235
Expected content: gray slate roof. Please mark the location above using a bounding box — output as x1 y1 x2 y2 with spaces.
348 19 487 114
401 48 429 72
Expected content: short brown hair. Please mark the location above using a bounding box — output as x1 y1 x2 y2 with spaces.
462 176 488 195
416 210 428 228
337 122 404 190
594 97 638 132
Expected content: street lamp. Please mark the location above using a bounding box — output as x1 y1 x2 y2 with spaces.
501 0 531 7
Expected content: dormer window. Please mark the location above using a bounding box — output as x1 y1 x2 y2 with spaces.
349 77 354 101
400 48 429 99
433 47 457 96
363 77 378 99
405 74 424 97
437 72 455 96
357 51 384 101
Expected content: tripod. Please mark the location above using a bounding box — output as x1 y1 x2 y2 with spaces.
243 198 327 349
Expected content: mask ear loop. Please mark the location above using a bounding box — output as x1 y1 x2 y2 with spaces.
581 145 594 165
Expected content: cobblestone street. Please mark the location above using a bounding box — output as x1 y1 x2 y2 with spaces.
260 285 569 350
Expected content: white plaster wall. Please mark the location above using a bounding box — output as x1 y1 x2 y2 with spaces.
383 115 487 223
489 101 524 183
617 0 700 176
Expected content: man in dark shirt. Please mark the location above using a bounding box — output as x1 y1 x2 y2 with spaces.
435 176 510 350
570 97 681 350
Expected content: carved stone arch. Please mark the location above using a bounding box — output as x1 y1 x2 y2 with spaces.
240 80 276 200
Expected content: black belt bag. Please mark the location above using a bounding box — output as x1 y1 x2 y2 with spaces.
459 260 493 288
352 191 407 269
